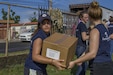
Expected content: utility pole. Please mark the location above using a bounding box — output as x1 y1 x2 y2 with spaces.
48 0 52 10
5 4 10 56
48 0 53 33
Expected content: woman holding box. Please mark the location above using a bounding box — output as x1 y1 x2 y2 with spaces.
24 13 66 75
68 1 113 75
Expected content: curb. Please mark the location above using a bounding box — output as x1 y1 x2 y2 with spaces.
0 39 21 43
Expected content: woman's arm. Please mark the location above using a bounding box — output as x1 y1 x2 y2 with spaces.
82 32 89 41
32 38 52 64
32 38 66 70
68 28 99 69
110 34 113 39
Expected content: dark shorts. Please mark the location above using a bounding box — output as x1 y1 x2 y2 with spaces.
24 67 47 75
90 61 113 75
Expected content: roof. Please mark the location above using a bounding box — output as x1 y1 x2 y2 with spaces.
0 20 15 24
69 3 113 11
0 22 38 28
100 5 113 11
69 3 90 9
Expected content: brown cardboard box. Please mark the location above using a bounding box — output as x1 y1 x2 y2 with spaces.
41 33 78 66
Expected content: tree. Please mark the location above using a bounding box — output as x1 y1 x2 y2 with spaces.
1 8 20 23
1 8 7 20
29 12 38 22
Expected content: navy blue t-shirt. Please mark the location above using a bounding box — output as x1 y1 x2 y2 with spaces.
25 29 50 73
76 22 87 47
92 24 112 63
108 23 113 34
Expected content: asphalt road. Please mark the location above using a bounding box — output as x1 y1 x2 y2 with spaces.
0 41 30 53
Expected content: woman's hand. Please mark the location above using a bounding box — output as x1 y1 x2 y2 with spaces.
51 59 66 70
68 60 82 69
77 62 82 66
68 61 75 69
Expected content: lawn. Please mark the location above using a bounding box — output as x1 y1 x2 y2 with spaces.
0 50 29 57
0 63 90 75
0 52 112 75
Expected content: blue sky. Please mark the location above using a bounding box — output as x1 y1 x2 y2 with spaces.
0 0 113 23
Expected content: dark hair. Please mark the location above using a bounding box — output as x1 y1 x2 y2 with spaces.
88 1 102 20
32 19 52 37
32 25 39 37
103 19 107 23
37 23 41 29
109 17 113 22
110 16 113 18
79 11 88 19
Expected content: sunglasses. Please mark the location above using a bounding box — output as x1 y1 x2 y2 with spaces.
41 21 51 25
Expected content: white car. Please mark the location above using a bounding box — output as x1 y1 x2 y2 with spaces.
19 30 34 42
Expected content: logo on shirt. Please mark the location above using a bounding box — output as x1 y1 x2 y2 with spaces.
102 32 110 41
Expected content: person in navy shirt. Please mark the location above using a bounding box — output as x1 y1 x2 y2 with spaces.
24 13 66 75
108 16 113 56
72 11 89 75
68 1 113 75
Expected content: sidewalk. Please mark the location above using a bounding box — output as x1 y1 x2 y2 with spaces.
0 39 21 43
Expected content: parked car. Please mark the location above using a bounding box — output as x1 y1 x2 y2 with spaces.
19 29 34 42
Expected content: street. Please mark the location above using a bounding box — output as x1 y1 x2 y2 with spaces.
0 41 30 53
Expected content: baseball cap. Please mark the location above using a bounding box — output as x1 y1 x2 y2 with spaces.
38 13 51 24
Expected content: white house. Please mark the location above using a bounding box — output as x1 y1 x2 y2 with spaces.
101 6 113 21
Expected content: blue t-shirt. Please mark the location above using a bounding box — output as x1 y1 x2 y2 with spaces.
25 29 50 73
92 24 112 63
108 23 113 34
76 22 87 47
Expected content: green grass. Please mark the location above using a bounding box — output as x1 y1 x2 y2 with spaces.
47 66 72 75
0 54 112 75
0 64 24 75
0 50 29 57
0 63 90 75
0 63 71 75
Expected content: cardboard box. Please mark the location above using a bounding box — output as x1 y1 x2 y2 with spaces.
41 33 78 66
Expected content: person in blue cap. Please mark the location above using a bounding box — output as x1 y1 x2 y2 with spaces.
68 1 113 75
24 13 66 75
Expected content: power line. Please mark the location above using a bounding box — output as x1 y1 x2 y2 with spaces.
0 0 48 7
0 2 42 10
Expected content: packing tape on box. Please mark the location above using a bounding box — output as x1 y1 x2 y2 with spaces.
54 34 69 44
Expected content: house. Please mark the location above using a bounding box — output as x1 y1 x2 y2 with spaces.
0 20 15 40
69 3 113 21
101 6 113 21
0 21 38 40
